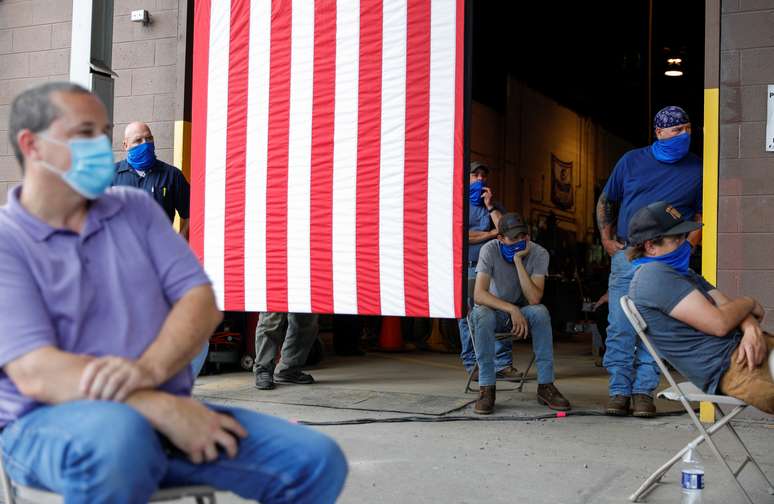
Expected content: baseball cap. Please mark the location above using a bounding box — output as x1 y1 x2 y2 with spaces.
498 212 528 239
627 201 702 245
470 161 489 174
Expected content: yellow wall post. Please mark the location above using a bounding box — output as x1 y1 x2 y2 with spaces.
172 120 192 232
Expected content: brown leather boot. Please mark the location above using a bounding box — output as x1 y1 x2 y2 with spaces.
537 383 571 411
632 394 656 418
606 395 631 416
474 385 496 415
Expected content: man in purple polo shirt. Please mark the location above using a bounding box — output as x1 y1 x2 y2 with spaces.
0 82 347 503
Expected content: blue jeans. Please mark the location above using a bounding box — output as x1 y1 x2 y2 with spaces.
603 250 660 397
458 266 512 372
470 304 556 386
0 400 348 504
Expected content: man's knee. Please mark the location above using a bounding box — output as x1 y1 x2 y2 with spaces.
66 403 164 487
471 306 495 327
526 304 551 323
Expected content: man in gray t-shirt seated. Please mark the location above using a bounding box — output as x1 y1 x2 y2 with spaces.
469 213 571 414
628 201 773 414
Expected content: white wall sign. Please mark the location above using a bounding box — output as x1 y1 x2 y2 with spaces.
767 85 774 152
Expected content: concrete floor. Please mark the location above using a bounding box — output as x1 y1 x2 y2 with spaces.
193 337 774 504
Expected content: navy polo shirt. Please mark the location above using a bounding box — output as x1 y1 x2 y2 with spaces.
603 146 702 241
112 159 190 222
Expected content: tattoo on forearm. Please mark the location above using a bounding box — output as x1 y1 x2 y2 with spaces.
596 192 614 232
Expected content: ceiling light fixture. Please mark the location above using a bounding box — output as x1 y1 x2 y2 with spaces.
665 58 683 77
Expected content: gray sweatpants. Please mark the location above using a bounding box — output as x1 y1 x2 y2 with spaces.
254 312 319 374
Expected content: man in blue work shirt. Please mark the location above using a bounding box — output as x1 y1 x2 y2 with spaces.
596 106 703 417
458 162 520 381
113 122 190 239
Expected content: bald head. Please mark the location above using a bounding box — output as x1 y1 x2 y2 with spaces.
123 122 154 152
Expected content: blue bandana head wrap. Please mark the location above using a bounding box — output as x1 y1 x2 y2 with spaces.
654 106 690 129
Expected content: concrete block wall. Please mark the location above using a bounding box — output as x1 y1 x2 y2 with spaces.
0 0 73 205
0 0 181 206
111 0 180 166
719 0 774 330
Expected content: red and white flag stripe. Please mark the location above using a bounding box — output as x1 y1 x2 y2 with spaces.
191 0 464 318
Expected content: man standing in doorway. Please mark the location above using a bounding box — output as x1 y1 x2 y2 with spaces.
596 106 703 417
458 162 521 381
113 122 190 239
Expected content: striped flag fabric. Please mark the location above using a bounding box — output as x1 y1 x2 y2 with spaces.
191 0 465 318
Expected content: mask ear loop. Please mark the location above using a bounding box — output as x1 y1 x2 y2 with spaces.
34 133 71 177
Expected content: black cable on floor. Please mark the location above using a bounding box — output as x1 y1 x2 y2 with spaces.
297 408 692 426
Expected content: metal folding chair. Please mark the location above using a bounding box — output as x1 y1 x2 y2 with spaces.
463 322 535 393
620 295 774 503
0 452 218 504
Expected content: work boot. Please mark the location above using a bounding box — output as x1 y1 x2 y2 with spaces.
275 369 315 385
474 385 496 415
255 367 275 390
632 394 656 418
536 383 571 411
606 395 631 416
496 365 521 382
469 367 479 382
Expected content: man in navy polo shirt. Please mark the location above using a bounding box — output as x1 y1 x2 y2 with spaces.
596 106 703 417
0 82 347 503
113 122 190 239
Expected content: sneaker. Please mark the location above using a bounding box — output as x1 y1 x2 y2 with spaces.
275 369 315 385
474 385 496 415
255 368 275 390
496 365 521 382
632 394 656 418
606 395 630 416
536 383 571 411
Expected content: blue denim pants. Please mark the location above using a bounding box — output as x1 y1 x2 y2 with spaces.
603 250 660 397
0 400 348 504
470 304 555 386
458 266 512 372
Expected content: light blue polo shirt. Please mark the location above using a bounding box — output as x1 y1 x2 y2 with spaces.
0 186 211 427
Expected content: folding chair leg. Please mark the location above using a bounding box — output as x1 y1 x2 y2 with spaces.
629 405 748 502
716 405 774 495
517 353 535 392
464 364 478 394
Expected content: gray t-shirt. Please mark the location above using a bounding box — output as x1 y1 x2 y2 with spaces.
475 240 550 306
629 262 741 394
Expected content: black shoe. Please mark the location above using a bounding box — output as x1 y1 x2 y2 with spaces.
275 369 315 385
255 368 275 390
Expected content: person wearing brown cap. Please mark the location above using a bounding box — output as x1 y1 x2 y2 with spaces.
627 201 773 414
468 212 571 414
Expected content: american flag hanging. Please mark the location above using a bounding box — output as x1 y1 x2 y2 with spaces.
190 0 465 317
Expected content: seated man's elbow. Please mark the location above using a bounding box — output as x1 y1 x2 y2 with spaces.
211 308 224 328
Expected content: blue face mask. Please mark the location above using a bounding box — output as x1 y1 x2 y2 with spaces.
632 240 692 275
651 132 690 163
469 180 485 207
39 134 115 199
126 141 156 170
499 240 526 263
